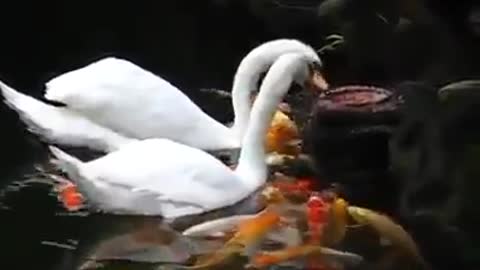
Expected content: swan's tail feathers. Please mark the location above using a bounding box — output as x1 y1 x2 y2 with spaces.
0 80 131 153
0 80 24 110
0 80 58 139
49 146 83 180
0 80 41 118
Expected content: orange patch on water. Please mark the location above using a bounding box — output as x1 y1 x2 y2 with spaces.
56 181 84 211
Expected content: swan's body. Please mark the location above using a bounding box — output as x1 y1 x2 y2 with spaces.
49 53 322 219
50 139 252 217
1 39 321 153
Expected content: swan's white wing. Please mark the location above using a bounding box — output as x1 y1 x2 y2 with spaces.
0 80 136 152
44 57 238 150
78 139 253 218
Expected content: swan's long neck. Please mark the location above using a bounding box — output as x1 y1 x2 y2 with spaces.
230 53 266 139
235 55 304 190
229 39 319 139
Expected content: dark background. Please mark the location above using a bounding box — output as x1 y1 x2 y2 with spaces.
0 1 479 269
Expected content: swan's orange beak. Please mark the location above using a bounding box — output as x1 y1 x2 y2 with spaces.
307 70 329 92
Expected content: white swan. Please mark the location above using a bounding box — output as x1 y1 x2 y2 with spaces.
48 52 323 219
0 39 326 153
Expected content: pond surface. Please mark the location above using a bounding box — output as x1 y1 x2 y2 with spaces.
0 152 200 270
0 141 420 270
0 154 263 269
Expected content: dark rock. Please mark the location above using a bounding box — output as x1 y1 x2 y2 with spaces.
304 85 403 212
391 80 480 270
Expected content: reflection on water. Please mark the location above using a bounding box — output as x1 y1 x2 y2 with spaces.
0 157 211 270
53 215 210 270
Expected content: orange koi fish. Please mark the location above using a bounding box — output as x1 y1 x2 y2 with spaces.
51 174 84 211
251 245 363 269
185 209 281 269
305 192 330 270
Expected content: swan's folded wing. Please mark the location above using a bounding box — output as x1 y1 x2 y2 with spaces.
44 57 183 110
85 177 213 218
43 57 236 150
88 170 250 218
80 139 253 218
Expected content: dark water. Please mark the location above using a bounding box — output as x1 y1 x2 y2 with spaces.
1 1 480 270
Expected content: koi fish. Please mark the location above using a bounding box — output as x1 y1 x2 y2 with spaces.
265 110 301 156
305 193 330 270
251 245 363 269
50 174 84 211
59 182 84 211
306 192 329 244
270 174 315 202
182 209 281 269
347 206 430 269
322 198 348 246
250 93 301 156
